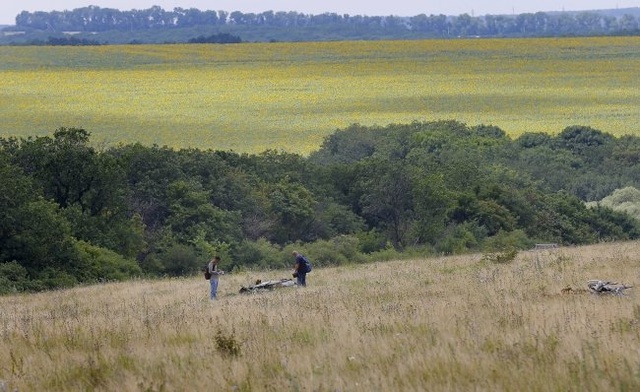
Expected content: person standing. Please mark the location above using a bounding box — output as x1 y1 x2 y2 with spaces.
207 256 224 299
292 251 308 287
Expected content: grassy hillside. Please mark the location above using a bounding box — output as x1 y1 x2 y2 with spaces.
1 241 639 391
1 37 639 154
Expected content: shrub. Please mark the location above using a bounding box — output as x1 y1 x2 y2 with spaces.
36 268 78 290
72 240 142 282
232 238 284 270
436 223 482 255
159 244 200 277
215 327 241 358
364 242 402 262
356 230 387 254
483 229 534 251
0 261 30 294
330 235 365 262
481 247 519 264
289 236 365 268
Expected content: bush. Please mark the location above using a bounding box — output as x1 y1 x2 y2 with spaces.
0 261 30 294
482 229 533 252
436 223 482 255
289 235 365 268
356 230 387 254
36 268 78 290
72 240 142 282
481 248 519 264
215 327 241 358
303 243 349 267
232 238 284 270
138 253 164 276
364 242 402 262
159 244 200 277
330 235 365 262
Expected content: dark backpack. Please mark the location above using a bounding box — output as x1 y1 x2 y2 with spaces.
204 265 211 280
302 256 312 273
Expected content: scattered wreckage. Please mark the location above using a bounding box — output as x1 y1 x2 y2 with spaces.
561 280 633 295
587 280 632 295
239 278 297 294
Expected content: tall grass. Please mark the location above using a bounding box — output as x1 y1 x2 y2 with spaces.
1 241 639 391
1 37 639 154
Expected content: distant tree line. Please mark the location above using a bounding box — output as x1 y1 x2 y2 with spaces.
6 6 640 42
2 122 640 293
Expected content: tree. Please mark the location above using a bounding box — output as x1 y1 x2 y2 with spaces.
7 129 145 257
267 177 317 244
411 172 452 245
358 159 414 249
555 125 614 165
0 153 77 274
164 179 242 246
587 186 640 222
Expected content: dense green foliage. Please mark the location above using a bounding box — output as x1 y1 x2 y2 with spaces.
2 122 639 293
2 6 639 45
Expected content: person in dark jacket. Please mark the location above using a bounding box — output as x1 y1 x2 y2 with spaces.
292 251 308 287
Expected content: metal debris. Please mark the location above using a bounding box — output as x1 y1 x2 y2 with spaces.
239 278 296 294
587 280 632 295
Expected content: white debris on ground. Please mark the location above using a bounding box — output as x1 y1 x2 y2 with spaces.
587 280 633 295
239 278 296 294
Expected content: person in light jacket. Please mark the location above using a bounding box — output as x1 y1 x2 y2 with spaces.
207 256 224 299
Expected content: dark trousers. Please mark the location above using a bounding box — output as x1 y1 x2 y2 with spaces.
297 272 307 287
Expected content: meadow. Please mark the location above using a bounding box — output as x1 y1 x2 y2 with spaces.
1 242 639 391
1 37 639 154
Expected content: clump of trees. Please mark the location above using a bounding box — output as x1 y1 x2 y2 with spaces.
2 121 640 293
188 33 241 44
44 36 103 45
586 186 640 221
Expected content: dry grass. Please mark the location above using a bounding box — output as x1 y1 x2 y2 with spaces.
1 242 640 391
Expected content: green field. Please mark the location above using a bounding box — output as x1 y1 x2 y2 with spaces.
1 37 639 154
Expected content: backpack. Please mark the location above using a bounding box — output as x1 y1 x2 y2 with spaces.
302 256 312 273
204 265 212 280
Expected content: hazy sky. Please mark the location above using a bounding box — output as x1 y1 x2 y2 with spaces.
1 1 639 25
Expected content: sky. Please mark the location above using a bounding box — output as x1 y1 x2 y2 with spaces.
1 1 639 25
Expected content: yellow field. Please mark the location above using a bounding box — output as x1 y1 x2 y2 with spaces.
1 242 639 391
1 37 639 154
